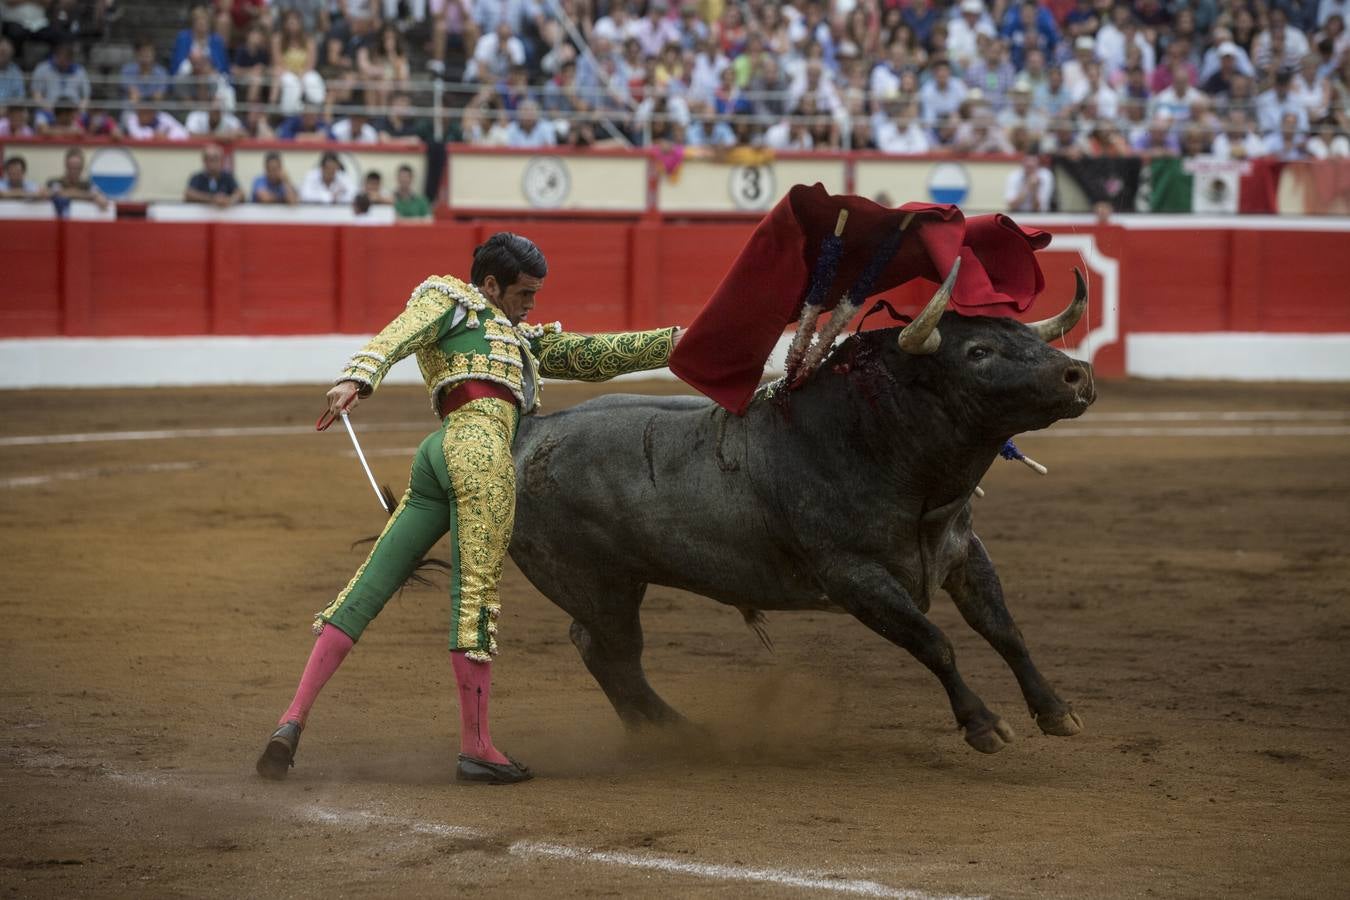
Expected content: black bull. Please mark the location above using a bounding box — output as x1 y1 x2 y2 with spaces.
508 272 1095 754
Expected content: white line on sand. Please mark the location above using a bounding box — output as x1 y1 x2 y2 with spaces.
299 804 963 899
1085 410 1349 422
302 805 936 896
4 410 1347 448
0 422 428 447
1039 425 1350 438
304 805 482 840
12 748 975 900
0 461 200 488
510 840 961 900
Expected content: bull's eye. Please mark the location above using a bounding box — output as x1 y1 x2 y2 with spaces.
967 346 991 361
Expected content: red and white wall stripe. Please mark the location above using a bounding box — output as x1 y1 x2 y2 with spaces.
3 214 1348 387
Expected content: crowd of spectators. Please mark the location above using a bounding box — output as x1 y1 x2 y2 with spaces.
454 0 1350 160
1 0 1349 163
0 1 425 144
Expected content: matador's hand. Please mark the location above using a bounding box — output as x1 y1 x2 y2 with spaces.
672 326 686 347
327 381 361 417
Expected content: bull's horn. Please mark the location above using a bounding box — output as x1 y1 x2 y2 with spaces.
1028 268 1088 343
898 258 961 354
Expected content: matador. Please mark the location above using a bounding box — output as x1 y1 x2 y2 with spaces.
256 233 680 784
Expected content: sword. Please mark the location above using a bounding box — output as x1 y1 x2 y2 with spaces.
340 410 392 513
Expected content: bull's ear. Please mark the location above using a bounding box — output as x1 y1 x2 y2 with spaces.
1028 268 1088 343
897 258 960 355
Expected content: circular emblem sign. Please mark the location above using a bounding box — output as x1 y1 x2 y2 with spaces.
88 147 139 199
728 164 775 210
522 156 570 208
926 162 970 205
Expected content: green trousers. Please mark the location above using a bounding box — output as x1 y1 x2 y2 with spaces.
315 398 518 661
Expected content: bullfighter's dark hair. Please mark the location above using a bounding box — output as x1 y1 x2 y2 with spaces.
471 232 548 289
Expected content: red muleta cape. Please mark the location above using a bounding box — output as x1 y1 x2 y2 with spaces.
668 183 1052 414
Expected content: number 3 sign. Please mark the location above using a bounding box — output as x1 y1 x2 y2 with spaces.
728 165 775 211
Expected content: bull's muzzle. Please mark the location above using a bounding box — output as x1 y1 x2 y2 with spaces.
1064 360 1096 406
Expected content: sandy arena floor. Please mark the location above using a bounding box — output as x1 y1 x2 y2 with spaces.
1 378 1348 899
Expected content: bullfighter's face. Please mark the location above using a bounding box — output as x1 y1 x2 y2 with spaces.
484 273 544 325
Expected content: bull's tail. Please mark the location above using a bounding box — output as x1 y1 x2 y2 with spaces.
738 607 774 653
349 484 452 589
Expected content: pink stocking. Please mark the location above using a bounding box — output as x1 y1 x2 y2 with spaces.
451 651 509 764
279 626 355 727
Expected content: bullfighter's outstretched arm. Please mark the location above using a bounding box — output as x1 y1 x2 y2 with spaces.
530 328 678 382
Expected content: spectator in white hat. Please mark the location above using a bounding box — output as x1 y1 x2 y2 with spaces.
1061 35 1097 98
947 0 995 70
999 75 1047 134
1200 31 1256 83
1201 41 1252 96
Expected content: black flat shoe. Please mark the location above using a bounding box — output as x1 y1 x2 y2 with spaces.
256 721 302 780
456 753 533 784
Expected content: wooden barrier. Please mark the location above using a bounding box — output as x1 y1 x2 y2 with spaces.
5 216 1350 381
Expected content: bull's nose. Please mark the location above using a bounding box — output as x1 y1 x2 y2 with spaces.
1064 362 1096 404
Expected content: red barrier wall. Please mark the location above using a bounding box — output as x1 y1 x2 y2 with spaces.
5 219 1348 381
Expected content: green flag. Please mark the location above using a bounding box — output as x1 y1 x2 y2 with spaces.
1148 157 1193 212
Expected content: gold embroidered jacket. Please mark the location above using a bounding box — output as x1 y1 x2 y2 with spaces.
336 274 676 415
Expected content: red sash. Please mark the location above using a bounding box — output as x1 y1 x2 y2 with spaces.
437 380 519 417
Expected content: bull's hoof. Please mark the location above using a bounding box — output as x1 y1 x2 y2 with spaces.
962 717 1015 754
1036 708 1084 737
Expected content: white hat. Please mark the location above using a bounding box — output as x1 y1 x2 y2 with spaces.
1217 41 1240 57
1074 35 1096 52
960 0 984 14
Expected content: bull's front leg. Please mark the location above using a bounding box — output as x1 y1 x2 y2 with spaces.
824 559 1015 754
943 535 1083 738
